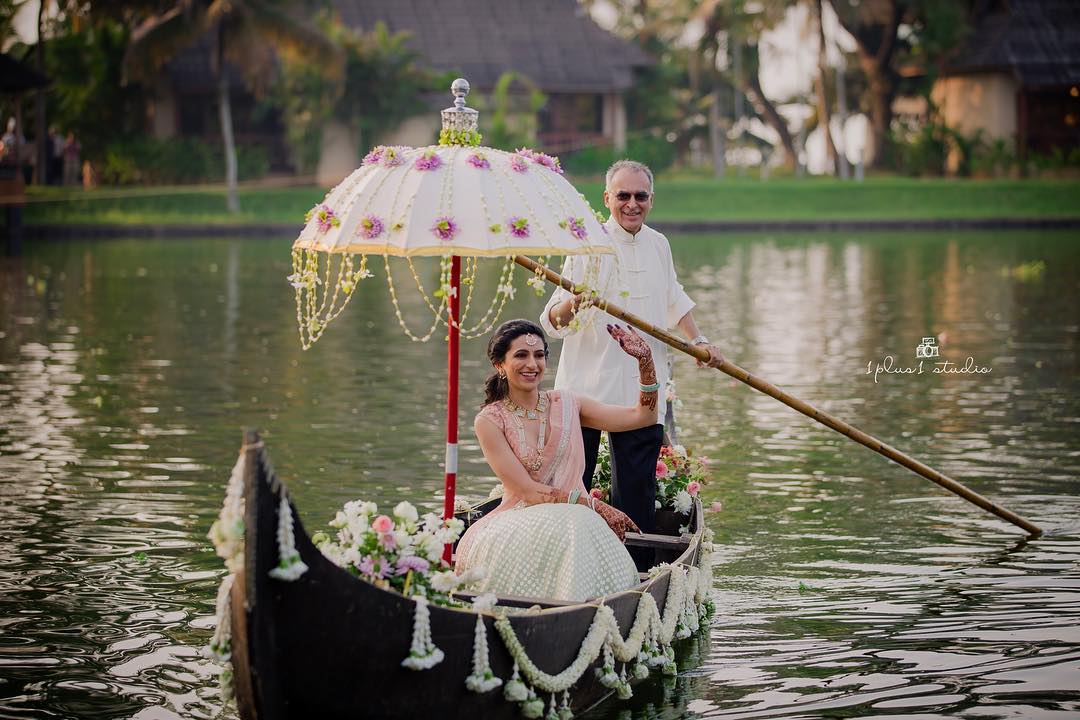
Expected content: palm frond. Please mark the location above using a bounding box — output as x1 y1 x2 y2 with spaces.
246 1 340 67
124 4 207 85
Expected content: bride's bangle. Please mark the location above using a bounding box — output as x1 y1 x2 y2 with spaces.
568 489 581 505
639 381 660 392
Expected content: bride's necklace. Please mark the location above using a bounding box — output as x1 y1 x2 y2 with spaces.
504 392 548 472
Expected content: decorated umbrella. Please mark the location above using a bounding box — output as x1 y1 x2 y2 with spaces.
289 79 615 558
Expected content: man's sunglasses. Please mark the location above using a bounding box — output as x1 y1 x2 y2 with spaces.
613 191 652 203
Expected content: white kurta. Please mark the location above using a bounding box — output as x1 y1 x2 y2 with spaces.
540 219 695 423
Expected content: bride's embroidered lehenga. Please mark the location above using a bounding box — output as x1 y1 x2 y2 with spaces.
456 391 640 601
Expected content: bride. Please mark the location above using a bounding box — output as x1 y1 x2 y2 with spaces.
456 318 659 602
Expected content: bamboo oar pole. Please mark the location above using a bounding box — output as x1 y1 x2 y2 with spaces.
514 254 1042 537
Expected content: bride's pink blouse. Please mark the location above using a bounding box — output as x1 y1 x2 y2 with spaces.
456 390 587 560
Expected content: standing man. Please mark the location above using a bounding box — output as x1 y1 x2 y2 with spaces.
540 160 723 543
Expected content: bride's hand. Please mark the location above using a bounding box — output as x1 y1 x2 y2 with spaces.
592 498 640 542
606 324 651 362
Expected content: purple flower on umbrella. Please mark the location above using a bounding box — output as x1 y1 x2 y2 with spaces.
515 147 537 160
381 146 406 167
306 204 340 233
431 216 458 241
414 150 443 171
359 214 384 239
396 555 430 575
507 216 530 238
362 146 386 166
533 152 564 174
467 153 491 169
509 155 528 173
566 216 587 240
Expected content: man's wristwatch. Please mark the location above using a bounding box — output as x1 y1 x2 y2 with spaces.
690 335 710 346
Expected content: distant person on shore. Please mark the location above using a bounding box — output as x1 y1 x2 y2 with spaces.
540 159 724 549
47 126 64 185
63 133 82 187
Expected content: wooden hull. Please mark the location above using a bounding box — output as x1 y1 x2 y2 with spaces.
230 432 704 720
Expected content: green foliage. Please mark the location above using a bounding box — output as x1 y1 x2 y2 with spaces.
42 18 147 164
559 134 677 178
277 18 439 172
477 72 546 151
97 136 268 185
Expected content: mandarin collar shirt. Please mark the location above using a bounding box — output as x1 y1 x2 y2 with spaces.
540 218 695 422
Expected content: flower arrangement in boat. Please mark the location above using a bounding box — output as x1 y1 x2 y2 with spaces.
656 444 709 514
590 439 709 515
312 500 475 604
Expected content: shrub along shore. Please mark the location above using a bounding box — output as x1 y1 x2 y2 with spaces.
21 176 1080 229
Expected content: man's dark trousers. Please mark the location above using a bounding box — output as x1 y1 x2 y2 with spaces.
581 424 663 568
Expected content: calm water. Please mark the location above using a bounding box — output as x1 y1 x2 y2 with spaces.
1 231 1078 719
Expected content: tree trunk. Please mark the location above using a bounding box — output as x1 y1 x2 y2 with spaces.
216 34 240 214
835 60 850 179
862 61 895 169
746 72 797 171
814 0 839 175
709 85 726 178
827 0 902 170
34 0 46 186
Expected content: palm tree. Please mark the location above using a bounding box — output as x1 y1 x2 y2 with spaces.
124 0 338 213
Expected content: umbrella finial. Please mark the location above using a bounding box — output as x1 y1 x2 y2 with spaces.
440 78 480 146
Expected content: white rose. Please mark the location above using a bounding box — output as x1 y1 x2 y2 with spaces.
394 501 419 523
429 571 459 593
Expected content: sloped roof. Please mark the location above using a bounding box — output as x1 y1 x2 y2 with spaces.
0 53 51 93
945 0 1080 86
333 0 653 93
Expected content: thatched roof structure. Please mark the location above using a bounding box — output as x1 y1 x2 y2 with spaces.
332 0 653 93
945 0 1080 86
0 53 51 94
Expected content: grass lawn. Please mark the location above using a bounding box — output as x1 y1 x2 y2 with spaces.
22 175 1080 226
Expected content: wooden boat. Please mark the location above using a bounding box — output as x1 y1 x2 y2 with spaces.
224 430 709 720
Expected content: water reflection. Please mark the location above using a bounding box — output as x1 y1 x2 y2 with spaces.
0 230 1078 719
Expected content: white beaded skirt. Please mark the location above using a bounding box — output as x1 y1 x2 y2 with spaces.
456 503 639 602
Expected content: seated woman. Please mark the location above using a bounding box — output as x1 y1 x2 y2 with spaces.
456 318 659 602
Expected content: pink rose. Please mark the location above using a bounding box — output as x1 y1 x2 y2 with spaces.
372 515 393 533
708 501 724 513
590 487 603 499
686 481 701 496
655 460 669 478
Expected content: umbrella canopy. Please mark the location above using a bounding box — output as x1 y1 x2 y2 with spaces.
289 78 615 348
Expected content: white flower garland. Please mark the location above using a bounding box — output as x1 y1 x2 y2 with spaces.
207 573 234 662
268 495 308 582
208 452 245 574
401 596 445 670
487 549 717 709
465 594 502 692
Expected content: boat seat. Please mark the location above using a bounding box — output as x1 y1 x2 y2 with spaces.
623 531 692 551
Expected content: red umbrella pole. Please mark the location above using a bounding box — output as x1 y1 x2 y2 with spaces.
442 255 461 562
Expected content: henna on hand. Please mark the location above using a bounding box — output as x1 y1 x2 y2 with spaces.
607 324 658 413
591 498 641 542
